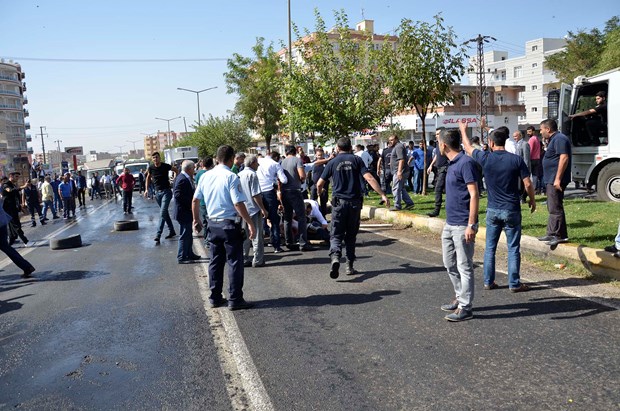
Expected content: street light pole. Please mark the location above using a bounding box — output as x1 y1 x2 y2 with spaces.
288 0 295 144
176 86 217 127
115 145 126 160
126 139 140 154
155 116 181 147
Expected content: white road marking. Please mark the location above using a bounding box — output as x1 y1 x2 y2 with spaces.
0 200 111 270
192 237 274 411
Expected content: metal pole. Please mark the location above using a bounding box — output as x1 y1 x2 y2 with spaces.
196 94 201 127
39 126 47 164
288 0 294 143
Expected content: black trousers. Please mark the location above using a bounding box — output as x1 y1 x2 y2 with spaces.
207 220 245 304
329 197 362 262
433 170 447 212
546 184 568 239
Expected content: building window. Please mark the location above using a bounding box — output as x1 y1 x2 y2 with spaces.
531 107 538 112
496 94 504 105
532 63 538 68
532 45 538 52
532 85 538 91
518 91 525 102
514 66 523 78
461 94 470 106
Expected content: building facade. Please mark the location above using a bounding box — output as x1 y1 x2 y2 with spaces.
467 38 566 128
0 59 31 176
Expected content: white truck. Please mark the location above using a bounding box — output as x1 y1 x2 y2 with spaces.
163 146 199 168
549 67 619 201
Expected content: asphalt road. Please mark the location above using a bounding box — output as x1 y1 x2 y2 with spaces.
1 195 619 410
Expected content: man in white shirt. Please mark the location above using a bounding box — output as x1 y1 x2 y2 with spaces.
239 155 269 267
257 151 288 253
354 144 372 168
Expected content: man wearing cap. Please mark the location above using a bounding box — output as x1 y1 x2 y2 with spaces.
2 172 28 245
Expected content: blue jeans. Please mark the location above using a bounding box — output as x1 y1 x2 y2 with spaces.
155 189 175 237
413 167 423 194
484 208 522 289
261 189 281 249
42 200 57 218
177 220 194 261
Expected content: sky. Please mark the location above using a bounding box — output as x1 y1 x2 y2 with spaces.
1 0 618 156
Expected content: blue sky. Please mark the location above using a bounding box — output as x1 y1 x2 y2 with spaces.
2 0 618 154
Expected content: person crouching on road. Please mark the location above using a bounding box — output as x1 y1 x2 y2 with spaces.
192 145 256 311
116 167 136 214
173 160 202 264
438 129 480 322
316 137 389 278
58 173 74 219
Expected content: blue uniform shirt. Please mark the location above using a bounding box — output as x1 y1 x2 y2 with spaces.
445 152 479 226
193 165 247 219
320 152 368 200
472 149 529 212
542 132 572 187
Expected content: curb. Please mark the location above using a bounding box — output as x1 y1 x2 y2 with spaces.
362 206 620 281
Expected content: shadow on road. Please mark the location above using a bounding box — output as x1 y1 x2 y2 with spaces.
255 289 401 309
475 295 616 320
0 270 110 283
0 294 33 315
338 263 445 283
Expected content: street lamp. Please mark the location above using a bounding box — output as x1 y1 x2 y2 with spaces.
115 145 126 159
155 116 181 147
126 139 141 154
176 86 217 127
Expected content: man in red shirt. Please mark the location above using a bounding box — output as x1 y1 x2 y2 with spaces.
527 126 542 194
116 167 136 214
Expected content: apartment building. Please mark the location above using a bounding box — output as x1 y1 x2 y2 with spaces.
467 38 566 128
0 59 31 176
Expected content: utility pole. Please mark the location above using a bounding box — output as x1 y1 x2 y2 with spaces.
288 0 295 144
39 126 48 164
54 139 62 152
464 34 496 141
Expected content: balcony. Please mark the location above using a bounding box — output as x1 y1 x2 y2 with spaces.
0 89 21 97
22 82 27 91
25 122 30 130
23 109 29 117
0 103 20 110
27 147 34 154
26 135 32 142
0 74 19 83
23 97 28 105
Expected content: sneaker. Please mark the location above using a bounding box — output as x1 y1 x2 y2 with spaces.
228 299 254 311
273 247 284 254
427 211 439 218
537 235 554 242
614 251 620 259
253 261 266 268
604 245 618 253
330 256 340 279
389 206 401 211
444 308 473 322
345 262 358 275
483 282 498 290
510 283 531 293
404 204 414 210
440 299 458 312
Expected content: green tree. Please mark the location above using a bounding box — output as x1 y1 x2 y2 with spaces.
283 9 393 145
176 114 252 158
545 16 619 84
382 14 466 194
224 37 284 151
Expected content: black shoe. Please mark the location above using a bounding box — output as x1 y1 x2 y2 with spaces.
404 204 415 210
345 262 358 275
273 247 284 254
545 236 568 247
379 200 385 205
165 232 177 239
20 236 28 245
537 235 554 242
243 260 252 267
52 215 60 219
427 211 439 217
604 245 618 253
228 299 254 311
253 261 266 268
300 245 315 252
31 222 36 227
209 298 228 308
483 282 499 290
22 266 35 278
286 243 300 251
189 254 202 260
330 256 340 279
154 236 161 242
40 220 47 225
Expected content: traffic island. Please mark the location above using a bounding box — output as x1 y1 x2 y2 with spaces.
362 205 620 281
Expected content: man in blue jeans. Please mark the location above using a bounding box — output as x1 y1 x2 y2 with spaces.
459 121 535 293
144 152 177 243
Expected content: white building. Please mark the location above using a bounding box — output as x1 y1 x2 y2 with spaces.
0 59 31 176
468 38 566 128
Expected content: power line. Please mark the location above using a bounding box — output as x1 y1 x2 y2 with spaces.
47 122 158 130
0 56 228 63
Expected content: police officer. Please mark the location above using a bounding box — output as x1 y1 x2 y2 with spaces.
2 172 28 245
316 137 389 279
192 145 256 310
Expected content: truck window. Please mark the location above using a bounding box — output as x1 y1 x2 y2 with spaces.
570 84 608 147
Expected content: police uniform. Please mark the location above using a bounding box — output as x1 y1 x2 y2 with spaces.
320 152 368 265
194 164 248 307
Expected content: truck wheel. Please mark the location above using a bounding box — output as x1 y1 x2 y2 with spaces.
596 162 620 202
50 234 82 250
114 220 139 231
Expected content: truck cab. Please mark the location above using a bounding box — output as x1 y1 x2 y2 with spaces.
548 67 619 201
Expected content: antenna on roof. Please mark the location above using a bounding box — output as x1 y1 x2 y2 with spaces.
361 7 365 20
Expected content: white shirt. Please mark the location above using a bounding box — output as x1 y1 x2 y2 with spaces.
355 150 372 168
257 156 288 192
505 138 517 154
304 199 327 226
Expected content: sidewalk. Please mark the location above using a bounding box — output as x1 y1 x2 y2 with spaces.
362 206 620 281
